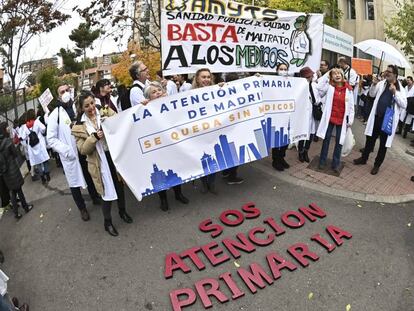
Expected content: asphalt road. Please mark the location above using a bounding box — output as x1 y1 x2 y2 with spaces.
0 162 413 311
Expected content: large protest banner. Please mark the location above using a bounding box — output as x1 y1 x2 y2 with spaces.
102 76 309 200
161 0 323 75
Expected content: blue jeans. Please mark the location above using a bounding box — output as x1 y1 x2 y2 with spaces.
319 122 343 169
0 294 14 311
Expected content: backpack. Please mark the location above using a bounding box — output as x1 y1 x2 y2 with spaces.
28 129 40 147
118 84 144 111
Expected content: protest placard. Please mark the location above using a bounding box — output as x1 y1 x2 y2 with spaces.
102 76 310 201
161 0 323 75
37 88 53 113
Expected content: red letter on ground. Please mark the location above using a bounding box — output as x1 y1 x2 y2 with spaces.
165 252 191 279
281 211 306 228
170 288 196 311
311 234 336 252
237 262 273 293
242 202 261 219
195 278 229 308
299 203 327 222
220 210 244 226
180 246 206 270
222 233 256 259
220 272 245 300
326 225 352 246
266 252 297 280
201 242 230 266
248 227 274 246
287 243 320 267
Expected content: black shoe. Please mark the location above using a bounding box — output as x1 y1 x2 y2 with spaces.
303 151 310 163
31 175 40 182
353 157 367 165
11 297 18 308
281 158 290 169
318 163 326 170
45 173 51 182
272 161 284 171
80 208 90 221
41 175 47 185
332 167 341 174
104 220 119 237
92 197 102 205
411 176 414 182
298 152 305 163
359 148 365 153
160 197 169 211
23 204 33 213
313 136 319 142
222 171 230 178
119 210 133 223
0 250 4 264
175 193 189 204
227 177 244 185
371 166 380 175
14 213 22 220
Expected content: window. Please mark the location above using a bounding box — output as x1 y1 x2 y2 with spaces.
365 0 375 20
347 0 356 19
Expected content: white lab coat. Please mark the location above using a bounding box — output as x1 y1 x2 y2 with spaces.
21 118 50 166
47 107 87 188
399 85 414 124
179 82 192 93
166 80 178 96
290 31 310 58
365 80 407 148
317 84 355 145
309 82 321 134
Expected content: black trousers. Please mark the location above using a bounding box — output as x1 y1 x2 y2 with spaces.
362 115 388 167
158 185 182 200
298 134 314 153
0 177 10 207
78 152 100 200
102 151 126 220
272 145 288 160
70 187 86 210
11 188 27 215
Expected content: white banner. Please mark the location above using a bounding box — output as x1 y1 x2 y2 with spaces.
322 24 354 57
102 76 310 201
161 1 323 75
38 88 53 113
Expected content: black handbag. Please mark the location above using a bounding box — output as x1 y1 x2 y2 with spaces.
309 83 323 121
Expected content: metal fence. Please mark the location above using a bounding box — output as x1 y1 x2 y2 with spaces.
0 88 38 126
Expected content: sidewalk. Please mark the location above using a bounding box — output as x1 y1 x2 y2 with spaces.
253 118 414 204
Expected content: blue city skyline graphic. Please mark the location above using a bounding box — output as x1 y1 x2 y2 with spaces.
141 117 291 196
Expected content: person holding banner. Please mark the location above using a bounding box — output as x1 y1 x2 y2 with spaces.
397 76 414 139
298 67 320 163
72 92 133 236
129 61 151 107
192 68 219 193
317 68 355 173
143 81 190 211
272 63 291 171
175 74 192 93
353 65 407 175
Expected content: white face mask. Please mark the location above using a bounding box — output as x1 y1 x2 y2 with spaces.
278 70 288 76
61 91 71 104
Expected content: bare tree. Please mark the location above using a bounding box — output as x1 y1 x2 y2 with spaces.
0 0 69 118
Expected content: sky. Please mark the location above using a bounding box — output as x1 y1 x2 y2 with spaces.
22 0 131 65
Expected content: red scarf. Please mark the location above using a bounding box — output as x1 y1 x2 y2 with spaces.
26 119 35 129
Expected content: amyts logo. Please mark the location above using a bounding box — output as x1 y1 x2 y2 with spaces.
165 0 189 11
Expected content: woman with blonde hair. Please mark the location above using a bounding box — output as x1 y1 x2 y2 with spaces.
143 81 190 211
192 68 218 193
316 68 354 173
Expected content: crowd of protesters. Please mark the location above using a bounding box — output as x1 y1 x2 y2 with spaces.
0 55 412 309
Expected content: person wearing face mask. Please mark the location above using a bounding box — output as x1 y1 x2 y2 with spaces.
46 84 101 222
353 65 407 175
317 68 354 173
0 122 33 220
271 63 291 171
142 82 190 211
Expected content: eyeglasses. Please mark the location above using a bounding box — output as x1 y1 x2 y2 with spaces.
139 67 149 73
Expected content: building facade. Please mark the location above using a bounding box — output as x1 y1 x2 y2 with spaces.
133 0 160 48
19 57 59 75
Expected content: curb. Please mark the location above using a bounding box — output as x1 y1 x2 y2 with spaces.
251 161 414 204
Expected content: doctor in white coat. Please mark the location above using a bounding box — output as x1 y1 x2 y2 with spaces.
353 65 407 175
47 85 100 221
317 68 355 173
